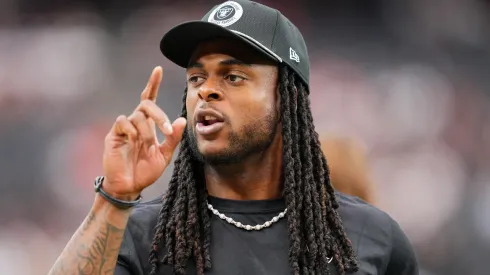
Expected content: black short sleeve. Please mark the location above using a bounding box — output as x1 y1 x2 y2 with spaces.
115 222 139 275
115 199 163 275
385 219 419 275
115 265 132 275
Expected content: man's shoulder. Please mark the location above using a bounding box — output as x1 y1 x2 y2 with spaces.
335 192 419 273
336 190 394 221
335 191 399 241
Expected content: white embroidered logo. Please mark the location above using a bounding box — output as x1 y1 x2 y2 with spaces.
289 47 300 63
208 1 244 27
217 7 234 19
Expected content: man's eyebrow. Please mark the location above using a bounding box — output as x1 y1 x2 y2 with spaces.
187 61 203 69
187 58 252 69
219 58 252 67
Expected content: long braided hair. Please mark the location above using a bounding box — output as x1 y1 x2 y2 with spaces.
148 65 359 275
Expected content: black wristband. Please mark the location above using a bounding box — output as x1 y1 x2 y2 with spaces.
94 176 142 209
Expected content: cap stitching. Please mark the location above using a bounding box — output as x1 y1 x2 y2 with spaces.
269 10 280 52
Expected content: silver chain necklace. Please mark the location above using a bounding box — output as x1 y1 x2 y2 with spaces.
207 202 333 263
207 202 288 231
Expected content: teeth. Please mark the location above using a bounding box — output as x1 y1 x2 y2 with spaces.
204 115 216 121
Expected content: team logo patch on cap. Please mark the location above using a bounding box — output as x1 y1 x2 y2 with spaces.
208 1 243 27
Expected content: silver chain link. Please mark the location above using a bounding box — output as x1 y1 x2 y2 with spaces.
207 202 288 231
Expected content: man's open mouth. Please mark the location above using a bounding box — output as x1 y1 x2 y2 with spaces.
198 115 223 126
197 115 223 126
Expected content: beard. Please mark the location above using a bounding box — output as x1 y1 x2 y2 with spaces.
187 108 279 166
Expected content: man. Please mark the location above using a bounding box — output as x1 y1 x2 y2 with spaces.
49 1 418 275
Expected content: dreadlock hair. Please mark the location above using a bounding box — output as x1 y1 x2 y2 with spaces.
148 64 359 275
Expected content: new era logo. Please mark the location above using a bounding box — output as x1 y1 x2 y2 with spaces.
289 47 300 63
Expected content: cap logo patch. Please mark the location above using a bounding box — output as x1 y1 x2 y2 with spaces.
289 47 300 63
208 1 243 27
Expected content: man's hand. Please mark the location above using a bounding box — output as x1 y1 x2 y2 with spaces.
102 66 187 200
48 66 187 275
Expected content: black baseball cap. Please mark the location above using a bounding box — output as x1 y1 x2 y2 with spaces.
160 0 310 87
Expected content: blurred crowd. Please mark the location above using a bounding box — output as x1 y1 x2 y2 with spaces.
0 0 489 274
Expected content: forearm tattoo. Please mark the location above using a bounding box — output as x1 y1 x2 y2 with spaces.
48 204 127 275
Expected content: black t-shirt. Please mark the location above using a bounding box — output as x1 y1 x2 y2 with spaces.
116 192 418 275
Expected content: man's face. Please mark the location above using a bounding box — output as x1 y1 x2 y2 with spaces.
185 38 280 165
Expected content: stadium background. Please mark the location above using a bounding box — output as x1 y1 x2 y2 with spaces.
0 0 489 274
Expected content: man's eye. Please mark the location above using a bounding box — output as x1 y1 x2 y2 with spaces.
225 74 245 83
189 76 204 83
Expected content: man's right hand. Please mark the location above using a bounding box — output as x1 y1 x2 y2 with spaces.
102 66 187 200
48 66 186 275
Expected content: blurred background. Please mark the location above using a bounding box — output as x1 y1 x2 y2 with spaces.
0 0 489 274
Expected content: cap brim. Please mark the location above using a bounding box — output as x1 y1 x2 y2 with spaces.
160 21 280 68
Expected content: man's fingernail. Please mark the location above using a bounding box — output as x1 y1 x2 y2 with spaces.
163 122 173 135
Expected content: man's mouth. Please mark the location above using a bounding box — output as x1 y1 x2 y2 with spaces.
195 111 225 136
198 116 222 126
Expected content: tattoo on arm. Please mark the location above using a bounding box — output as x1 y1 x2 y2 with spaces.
48 205 128 275
76 222 125 274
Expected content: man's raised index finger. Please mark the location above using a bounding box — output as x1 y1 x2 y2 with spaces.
141 66 163 102
147 66 163 102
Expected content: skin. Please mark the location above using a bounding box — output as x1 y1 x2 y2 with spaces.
186 38 282 200
48 38 283 274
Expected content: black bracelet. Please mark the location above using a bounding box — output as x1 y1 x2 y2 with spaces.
94 176 142 209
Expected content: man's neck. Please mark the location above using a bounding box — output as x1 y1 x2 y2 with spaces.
204 141 283 201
